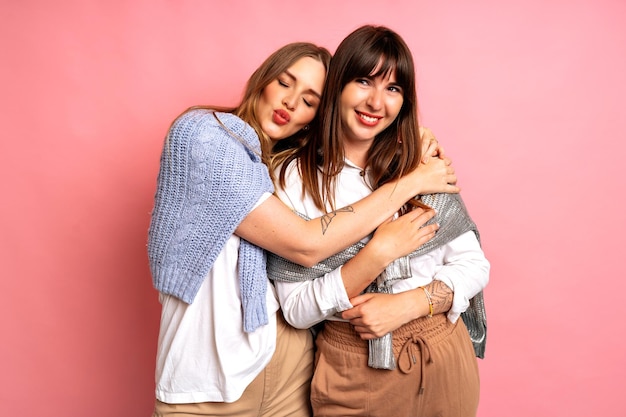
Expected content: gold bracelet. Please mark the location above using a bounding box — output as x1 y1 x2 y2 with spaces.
421 287 434 318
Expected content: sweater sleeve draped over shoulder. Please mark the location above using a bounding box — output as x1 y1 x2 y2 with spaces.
147 109 274 332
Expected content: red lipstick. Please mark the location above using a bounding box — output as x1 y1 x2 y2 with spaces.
273 109 290 125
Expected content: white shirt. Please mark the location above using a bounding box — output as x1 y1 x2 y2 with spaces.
155 192 280 404
273 160 490 329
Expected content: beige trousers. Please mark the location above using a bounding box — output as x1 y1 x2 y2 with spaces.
153 312 314 417
311 314 480 417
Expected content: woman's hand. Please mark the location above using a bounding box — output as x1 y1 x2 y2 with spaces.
419 126 446 163
343 280 455 339
366 208 438 266
406 155 459 195
340 208 438 298
341 292 421 339
399 127 458 195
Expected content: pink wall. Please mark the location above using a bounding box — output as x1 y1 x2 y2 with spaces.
2 1 624 416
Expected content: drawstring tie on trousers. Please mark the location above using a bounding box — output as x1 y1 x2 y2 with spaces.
398 333 433 394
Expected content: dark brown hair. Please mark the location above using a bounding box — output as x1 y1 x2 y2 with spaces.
275 25 421 211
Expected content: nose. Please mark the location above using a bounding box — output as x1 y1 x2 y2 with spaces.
366 88 383 110
282 95 297 111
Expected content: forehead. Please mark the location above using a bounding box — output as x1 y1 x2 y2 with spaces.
370 57 397 81
284 56 326 95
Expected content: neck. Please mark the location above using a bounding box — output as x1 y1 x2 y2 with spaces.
343 138 374 169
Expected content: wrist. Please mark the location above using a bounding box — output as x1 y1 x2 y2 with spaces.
397 170 423 198
361 239 394 271
414 287 433 319
422 287 434 318
399 290 424 322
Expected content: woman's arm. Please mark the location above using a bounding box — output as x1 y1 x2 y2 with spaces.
342 233 489 339
337 209 438 297
275 208 439 328
427 231 490 322
419 126 446 163
236 155 457 266
342 281 453 340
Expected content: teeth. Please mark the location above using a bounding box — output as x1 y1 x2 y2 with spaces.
359 113 378 123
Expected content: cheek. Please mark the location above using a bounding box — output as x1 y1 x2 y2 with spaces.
391 99 404 119
304 107 318 123
295 107 317 126
339 97 352 118
256 93 269 118
261 84 278 101
258 85 280 112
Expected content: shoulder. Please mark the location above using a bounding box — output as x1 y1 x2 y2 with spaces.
274 159 309 210
167 109 261 151
276 158 299 175
170 108 211 131
207 112 259 147
421 192 465 209
169 109 252 137
277 159 302 186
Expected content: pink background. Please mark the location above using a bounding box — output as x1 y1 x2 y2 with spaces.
2 1 625 416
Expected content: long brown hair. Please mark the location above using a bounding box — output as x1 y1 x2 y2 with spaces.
178 42 331 167
276 25 422 212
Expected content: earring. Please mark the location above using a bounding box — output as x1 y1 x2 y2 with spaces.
303 125 310 131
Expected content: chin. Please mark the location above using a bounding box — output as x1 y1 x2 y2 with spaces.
270 129 295 141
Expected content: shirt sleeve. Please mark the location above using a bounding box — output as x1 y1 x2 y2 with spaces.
274 266 353 329
433 231 490 323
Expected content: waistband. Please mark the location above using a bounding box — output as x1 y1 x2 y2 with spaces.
321 313 454 354
321 314 457 393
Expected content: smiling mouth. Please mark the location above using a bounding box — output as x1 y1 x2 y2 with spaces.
356 111 381 125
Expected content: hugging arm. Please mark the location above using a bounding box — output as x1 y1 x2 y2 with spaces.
343 231 489 339
343 281 453 340
275 208 438 329
236 154 456 267
420 126 447 164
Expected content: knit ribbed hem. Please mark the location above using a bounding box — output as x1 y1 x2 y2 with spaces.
152 266 204 304
242 294 269 333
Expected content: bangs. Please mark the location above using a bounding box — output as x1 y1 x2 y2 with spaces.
342 45 413 91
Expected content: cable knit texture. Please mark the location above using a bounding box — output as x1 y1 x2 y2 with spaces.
147 109 274 332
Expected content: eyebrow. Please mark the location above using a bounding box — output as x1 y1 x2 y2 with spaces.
284 69 322 99
365 73 403 90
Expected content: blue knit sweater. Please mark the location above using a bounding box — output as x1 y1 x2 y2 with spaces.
147 109 274 332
